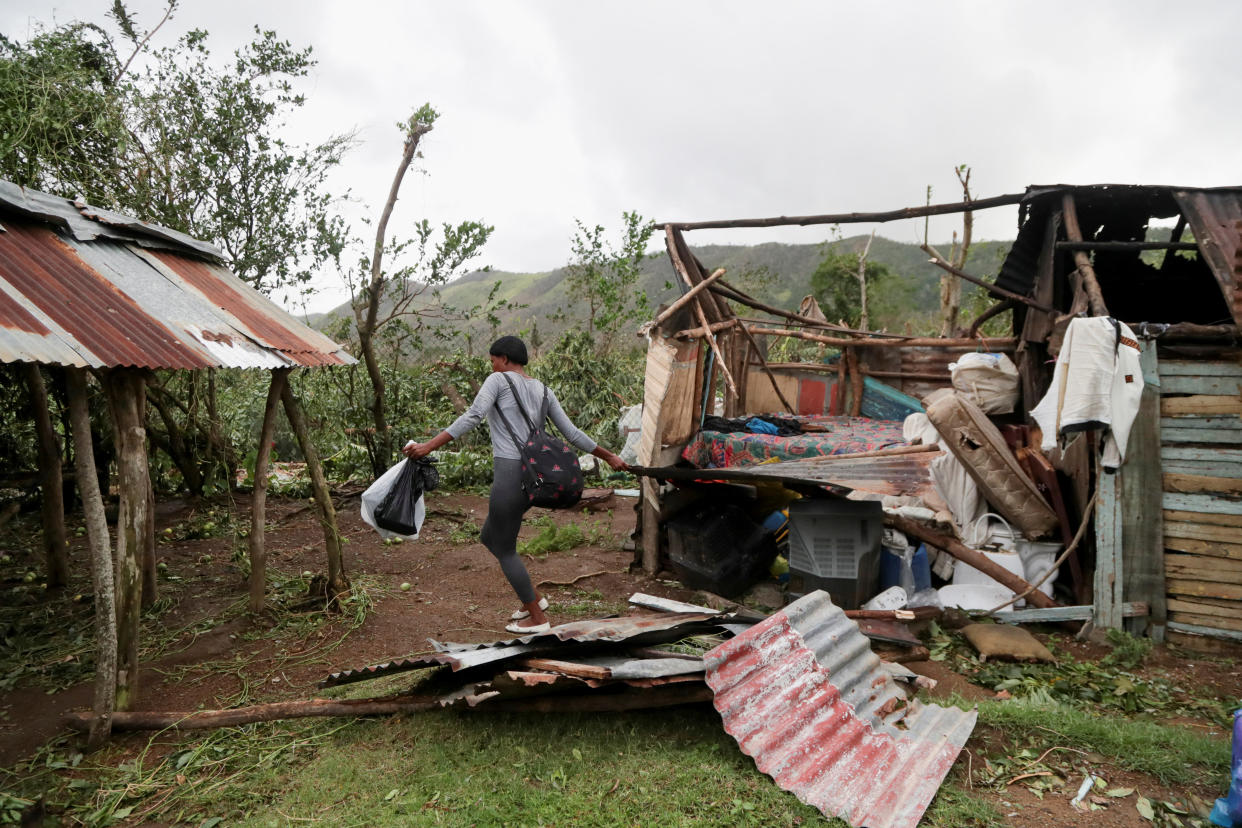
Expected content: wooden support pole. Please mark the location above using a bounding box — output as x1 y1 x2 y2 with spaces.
648 268 727 330
921 247 1055 313
104 368 150 709
661 190 1026 231
22 363 69 587
886 515 1058 609
66 367 116 749
249 369 288 613
281 376 350 601
1060 194 1111 317
695 324 1016 351
665 227 738 398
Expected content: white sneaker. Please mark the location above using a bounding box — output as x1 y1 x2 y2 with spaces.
510 595 549 620
505 619 551 635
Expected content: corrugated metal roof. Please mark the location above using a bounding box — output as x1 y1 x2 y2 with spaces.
0 185 354 369
1174 189 1242 327
704 591 976 828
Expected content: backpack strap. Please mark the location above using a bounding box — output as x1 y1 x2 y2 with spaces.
497 373 547 454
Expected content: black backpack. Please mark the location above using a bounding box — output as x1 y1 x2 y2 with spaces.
495 374 584 509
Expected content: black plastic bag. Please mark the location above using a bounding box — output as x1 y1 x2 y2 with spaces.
374 458 424 536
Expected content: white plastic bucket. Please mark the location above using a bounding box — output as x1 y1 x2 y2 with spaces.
955 514 1058 604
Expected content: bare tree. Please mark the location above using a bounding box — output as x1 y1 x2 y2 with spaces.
922 166 974 336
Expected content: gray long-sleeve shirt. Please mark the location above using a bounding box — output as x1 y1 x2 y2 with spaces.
445 371 598 460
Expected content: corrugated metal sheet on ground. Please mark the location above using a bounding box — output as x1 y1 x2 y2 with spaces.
0 185 353 369
320 613 726 687
704 591 976 828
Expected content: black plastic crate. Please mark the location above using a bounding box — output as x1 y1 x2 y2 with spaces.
666 502 777 598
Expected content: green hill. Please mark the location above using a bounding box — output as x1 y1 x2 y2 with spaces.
310 234 1013 348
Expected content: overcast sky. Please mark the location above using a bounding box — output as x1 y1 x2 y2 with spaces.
8 1 1241 312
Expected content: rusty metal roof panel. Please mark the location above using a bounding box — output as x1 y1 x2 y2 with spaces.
0 221 213 369
704 590 976 828
68 241 297 370
139 248 352 364
0 200 354 368
1173 189 1242 326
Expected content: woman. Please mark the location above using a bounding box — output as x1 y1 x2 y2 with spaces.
403 336 627 634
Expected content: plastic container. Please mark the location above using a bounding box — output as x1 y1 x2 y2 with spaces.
666 503 777 598
956 514 1058 605
1211 708 1242 827
862 586 908 611
938 583 1014 612
880 544 932 593
786 498 882 610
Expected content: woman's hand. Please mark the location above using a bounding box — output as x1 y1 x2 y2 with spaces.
603 451 628 472
403 441 431 459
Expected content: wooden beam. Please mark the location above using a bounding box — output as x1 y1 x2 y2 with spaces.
22 363 68 587
249 369 288 612
281 377 350 600
743 325 1017 350
664 226 737 398
661 191 1026 231
885 515 1058 609
1056 241 1199 252
736 321 796 413
103 368 149 710
921 246 1055 313
648 268 727 330
1060 194 1111 317
66 367 116 749
997 602 1149 624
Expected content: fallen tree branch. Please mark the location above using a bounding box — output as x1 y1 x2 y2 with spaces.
535 569 618 587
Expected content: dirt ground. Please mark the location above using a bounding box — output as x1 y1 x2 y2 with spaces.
1 490 1237 826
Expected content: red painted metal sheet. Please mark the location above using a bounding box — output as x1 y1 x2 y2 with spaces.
0 222 211 369
798 377 827 416
0 287 50 334
705 591 976 828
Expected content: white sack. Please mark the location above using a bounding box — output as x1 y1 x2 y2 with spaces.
949 352 1020 414
360 459 425 541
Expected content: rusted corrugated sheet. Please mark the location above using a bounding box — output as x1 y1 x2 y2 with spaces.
0 195 354 368
704 591 976 828
1173 190 1242 327
321 613 726 687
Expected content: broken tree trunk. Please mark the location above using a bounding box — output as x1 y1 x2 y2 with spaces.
66 367 116 749
22 363 69 588
104 368 151 709
886 515 1058 609
249 369 288 612
281 377 350 601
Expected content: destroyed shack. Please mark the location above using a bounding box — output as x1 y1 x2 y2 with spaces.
634 183 1242 647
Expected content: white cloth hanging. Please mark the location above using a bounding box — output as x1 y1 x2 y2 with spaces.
1030 316 1144 471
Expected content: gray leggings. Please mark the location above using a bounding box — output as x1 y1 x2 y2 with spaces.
480 458 536 603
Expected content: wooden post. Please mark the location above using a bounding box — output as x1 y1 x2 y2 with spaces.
104 368 149 710
281 376 350 600
249 369 288 612
66 367 116 748
847 348 864 417
1093 467 1124 629
1123 342 1165 640
22 363 69 587
1061 194 1110 318
137 374 157 608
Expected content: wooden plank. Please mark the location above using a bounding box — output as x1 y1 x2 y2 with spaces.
1124 342 1164 639
1163 473 1242 494
1166 578 1242 600
1162 396 1242 416
997 602 1148 624
1165 557 1242 583
1167 596 1242 618
1164 521 1242 544
1168 612 1242 634
1162 446 1242 464
1160 375 1242 395
1161 427 1242 445
1167 621 1242 644
1161 460 1242 479
1160 359 1242 377
1163 508 1242 527
1094 468 1124 629
1160 415 1242 429
1162 492 1242 516
1163 535 1242 559
520 658 612 681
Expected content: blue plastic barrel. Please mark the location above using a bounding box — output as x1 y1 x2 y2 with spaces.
879 544 931 593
